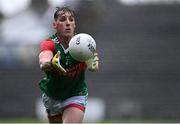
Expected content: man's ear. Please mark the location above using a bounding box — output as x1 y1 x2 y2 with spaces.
52 21 57 29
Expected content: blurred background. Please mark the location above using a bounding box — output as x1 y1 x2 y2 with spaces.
1 0 180 123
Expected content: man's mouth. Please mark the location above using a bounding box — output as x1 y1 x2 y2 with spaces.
66 28 71 31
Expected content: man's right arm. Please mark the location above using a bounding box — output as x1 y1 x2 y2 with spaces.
39 40 55 71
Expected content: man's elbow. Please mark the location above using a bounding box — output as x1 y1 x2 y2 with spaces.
40 62 52 71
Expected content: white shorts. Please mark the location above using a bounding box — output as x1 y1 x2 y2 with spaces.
42 93 88 117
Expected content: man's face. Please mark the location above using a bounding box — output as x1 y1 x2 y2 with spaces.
53 11 76 38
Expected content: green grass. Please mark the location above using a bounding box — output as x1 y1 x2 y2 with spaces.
1 118 180 123
102 118 180 123
0 118 40 123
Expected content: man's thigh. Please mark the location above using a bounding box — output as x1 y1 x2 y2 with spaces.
42 94 87 116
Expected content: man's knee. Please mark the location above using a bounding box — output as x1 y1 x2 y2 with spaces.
62 107 85 123
48 113 62 123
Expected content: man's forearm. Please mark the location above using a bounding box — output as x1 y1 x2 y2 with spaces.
39 50 53 71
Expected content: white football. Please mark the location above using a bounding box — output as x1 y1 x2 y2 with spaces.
69 33 96 62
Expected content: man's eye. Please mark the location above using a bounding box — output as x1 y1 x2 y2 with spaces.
69 18 74 22
59 17 66 21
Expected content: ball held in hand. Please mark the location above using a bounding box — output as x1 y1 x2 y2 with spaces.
69 33 96 62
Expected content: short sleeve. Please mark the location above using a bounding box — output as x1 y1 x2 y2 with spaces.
40 39 55 52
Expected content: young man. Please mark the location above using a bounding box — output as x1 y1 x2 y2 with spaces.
38 6 99 123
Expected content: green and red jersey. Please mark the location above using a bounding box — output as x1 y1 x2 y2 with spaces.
39 33 88 100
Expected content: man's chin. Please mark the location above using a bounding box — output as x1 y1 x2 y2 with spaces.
64 33 74 38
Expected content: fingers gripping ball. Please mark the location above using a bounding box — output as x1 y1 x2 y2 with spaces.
69 33 96 62
51 51 66 73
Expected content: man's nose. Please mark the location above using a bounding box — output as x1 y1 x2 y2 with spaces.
66 19 70 25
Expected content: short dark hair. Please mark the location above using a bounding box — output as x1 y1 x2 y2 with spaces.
54 6 76 21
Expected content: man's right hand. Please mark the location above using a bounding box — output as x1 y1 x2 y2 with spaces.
51 51 67 73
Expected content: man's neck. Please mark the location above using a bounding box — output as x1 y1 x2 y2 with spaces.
57 35 71 49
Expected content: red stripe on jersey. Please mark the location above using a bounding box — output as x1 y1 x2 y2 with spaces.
80 62 87 69
63 103 86 112
40 39 55 52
